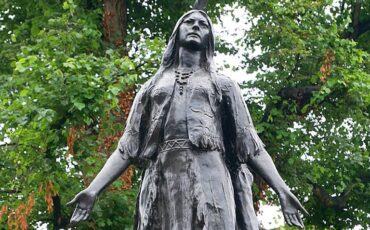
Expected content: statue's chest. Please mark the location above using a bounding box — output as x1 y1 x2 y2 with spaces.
151 71 215 104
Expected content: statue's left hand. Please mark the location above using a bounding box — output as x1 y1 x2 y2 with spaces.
67 189 97 226
279 190 308 229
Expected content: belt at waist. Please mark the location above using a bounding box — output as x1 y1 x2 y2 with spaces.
159 139 192 152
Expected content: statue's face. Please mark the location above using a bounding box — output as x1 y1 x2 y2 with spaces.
178 12 210 50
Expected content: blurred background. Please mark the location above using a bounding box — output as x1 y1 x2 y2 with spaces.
0 0 369 229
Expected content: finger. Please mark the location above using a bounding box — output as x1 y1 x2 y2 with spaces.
82 210 90 221
70 207 79 223
290 214 303 229
69 210 84 228
284 213 293 226
69 218 78 227
289 214 299 227
69 216 77 226
75 208 86 222
69 217 79 228
297 214 305 228
70 208 83 224
75 209 87 223
68 221 77 228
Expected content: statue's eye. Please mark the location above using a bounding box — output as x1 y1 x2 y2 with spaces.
199 22 208 29
184 19 193 24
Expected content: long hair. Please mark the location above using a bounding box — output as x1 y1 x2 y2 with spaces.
161 10 216 72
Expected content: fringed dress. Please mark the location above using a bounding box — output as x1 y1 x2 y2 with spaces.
119 69 264 230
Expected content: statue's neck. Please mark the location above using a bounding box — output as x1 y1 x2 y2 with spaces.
177 47 201 70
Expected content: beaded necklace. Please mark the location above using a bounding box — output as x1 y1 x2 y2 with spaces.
174 69 196 95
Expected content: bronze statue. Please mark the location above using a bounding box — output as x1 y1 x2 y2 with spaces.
68 9 308 230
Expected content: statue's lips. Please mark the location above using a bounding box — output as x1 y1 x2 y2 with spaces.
187 33 200 38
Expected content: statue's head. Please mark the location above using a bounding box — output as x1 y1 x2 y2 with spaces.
177 11 211 52
161 10 215 71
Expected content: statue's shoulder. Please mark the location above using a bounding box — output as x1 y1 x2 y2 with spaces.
139 78 152 90
215 72 237 92
137 75 156 93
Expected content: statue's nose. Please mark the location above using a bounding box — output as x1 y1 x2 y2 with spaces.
192 23 200 31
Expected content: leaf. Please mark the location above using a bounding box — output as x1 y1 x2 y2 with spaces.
62 1 69 10
11 34 17 42
73 101 85 111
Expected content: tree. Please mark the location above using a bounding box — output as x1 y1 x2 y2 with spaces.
0 0 369 229
0 0 230 229
239 0 369 228
0 0 163 229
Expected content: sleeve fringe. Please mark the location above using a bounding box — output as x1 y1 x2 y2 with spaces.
118 132 140 160
236 126 265 163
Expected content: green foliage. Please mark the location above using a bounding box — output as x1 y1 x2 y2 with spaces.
242 0 370 228
126 0 234 38
0 0 163 228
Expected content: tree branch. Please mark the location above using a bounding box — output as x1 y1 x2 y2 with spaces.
279 86 320 102
258 84 321 128
311 183 360 210
0 189 21 194
0 143 16 147
307 175 365 211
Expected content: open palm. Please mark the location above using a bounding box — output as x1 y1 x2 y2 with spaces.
279 190 309 229
67 189 97 225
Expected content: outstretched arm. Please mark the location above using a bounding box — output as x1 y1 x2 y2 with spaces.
83 149 131 195
67 80 151 225
248 150 287 194
67 149 130 225
219 76 308 227
248 150 308 228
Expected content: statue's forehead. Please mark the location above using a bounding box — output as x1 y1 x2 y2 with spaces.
182 12 210 24
183 11 208 22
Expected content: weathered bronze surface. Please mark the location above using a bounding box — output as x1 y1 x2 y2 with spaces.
68 9 308 230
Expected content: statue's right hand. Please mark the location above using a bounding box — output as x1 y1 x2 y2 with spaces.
67 189 97 225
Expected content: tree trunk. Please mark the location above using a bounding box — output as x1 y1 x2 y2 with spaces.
102 0 127 48
52 196 62 229
351 0 361 39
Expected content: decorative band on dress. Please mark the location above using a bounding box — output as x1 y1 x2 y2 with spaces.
159 139 193 152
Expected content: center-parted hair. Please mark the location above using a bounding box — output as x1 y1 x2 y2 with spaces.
161 10 216 72
149 10 222 102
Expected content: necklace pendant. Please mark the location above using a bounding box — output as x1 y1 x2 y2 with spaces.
175 68 195 96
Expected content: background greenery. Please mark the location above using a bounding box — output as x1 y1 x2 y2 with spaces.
0 0 369 229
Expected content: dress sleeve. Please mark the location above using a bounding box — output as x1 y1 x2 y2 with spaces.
222 78 265 163
117 80 151 161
